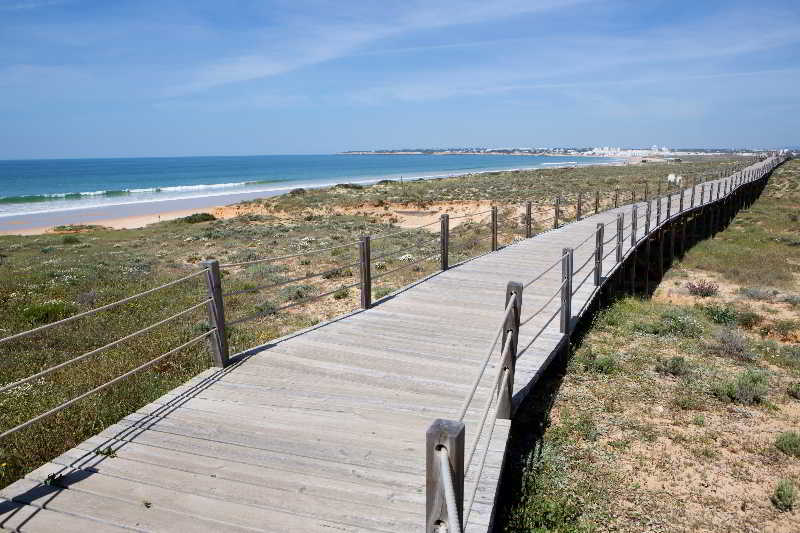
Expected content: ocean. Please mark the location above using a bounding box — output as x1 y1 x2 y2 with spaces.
0 154 616 218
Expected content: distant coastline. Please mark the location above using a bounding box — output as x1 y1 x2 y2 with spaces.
340 150 611 157
0 154 621 234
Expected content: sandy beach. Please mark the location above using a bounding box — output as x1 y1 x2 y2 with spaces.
0 157 634 235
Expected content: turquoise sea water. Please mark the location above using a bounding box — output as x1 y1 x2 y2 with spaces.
0 154 615 217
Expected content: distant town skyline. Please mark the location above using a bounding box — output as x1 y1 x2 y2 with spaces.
1 0 798 159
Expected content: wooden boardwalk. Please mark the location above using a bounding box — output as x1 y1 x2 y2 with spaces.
0 157 781 532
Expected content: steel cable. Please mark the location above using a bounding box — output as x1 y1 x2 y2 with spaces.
0 329 215 440
0 298 212 395
0 269 208 344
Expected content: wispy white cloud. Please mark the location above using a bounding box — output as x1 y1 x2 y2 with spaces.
168 0 591 95
0 0 67 10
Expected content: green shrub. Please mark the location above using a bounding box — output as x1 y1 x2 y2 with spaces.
771 480 795 512
22 300 77 324
279 284 316 302
737 310 763 329
61 235 81 245
708 328 753 360
739 287 776 301
322 267 353 280
774 319 799 338
700 303 737 325
575 351 617 374
713 369 769 405
655 356 691 377
333 286 350 300
180 212 216 223
255 300 279 315
635 309 703 338
775 431 800 457
40 246 55 254
789 383 800 400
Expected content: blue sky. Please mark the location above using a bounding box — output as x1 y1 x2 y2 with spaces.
1 0 798 158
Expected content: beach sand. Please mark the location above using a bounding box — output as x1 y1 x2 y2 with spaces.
0 156 638 236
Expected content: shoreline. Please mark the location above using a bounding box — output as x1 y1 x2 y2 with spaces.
0 157 630 236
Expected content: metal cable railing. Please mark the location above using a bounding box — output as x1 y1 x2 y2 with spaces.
222 260 361 298
455 295 516 421
0 298 212 395
372 251 440 281
520 279 566 327
0 329 215 440
523 253 565 289
370 236 439 263
572 250 595 275
369 218 441 241
226 280 363 327
572 266 595 297
0 269 208 344
219 241 360 268
448 208 493 220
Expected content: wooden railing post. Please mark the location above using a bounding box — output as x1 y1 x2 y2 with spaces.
701 183 706 205
554 197 560 229
440 214 449 271
560 248 572 333
359 235 372 309
679 187 684 212
614 188 619 208
666 192 672 219
499 281 523 419
645 199 651 234
656 194 662 225
491 206 498 251
594 223 603 286
525 201 532 238
576 192 583 221
616 214 624 263
426 419 465 532
644 182 649 200
691 179 696 207
631 205 638 247
594 191 600 214
203 259 229 368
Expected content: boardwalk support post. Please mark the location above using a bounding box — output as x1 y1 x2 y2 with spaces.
203 259 229 368
440 214 449 271
645 199 651 235
359 235 372 309
594 191 600 214
491 206 498 251
614 189 619 208
525 201 532 238
594 223 603 286
616 214 624 263
426 419 465 533
554 197 560 229
631 205 638 247
560 248 573 333
499 281 522 419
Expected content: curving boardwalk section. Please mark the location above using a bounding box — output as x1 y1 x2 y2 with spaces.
0 156 785 532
